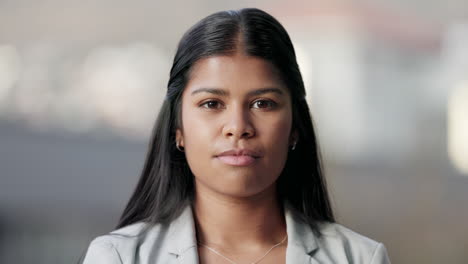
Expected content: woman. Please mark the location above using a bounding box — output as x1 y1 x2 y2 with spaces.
82 8 390 264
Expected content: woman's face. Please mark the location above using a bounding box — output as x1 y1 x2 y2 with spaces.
176 53 295 198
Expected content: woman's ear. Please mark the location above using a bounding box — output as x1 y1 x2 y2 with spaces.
176 128 185 147
290 129 298 145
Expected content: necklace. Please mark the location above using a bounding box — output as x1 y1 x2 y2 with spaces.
197 234 288 264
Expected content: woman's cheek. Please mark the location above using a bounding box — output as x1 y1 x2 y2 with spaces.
183 114 214 152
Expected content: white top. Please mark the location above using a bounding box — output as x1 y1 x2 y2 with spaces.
82 204 391 264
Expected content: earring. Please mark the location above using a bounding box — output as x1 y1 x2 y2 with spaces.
291 141 297 151
176 142 185 152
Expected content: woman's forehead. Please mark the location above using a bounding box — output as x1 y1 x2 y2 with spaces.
185 54 287 94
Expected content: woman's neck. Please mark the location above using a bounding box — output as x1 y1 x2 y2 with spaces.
192 183 286 252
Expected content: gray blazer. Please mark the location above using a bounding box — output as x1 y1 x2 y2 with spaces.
82 204 391 263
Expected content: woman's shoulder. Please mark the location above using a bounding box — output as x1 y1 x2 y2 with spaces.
318 222 379 245
91 221 153 245
313 222 390 263
81 206 199 263
82 221 166 264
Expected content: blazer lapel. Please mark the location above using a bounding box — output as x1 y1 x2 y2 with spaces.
284 204 320 264
166 205 199 264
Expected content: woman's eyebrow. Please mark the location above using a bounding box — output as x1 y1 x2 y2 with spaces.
191 87 284 96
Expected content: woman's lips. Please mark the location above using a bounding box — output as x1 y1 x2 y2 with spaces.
216 155 257 166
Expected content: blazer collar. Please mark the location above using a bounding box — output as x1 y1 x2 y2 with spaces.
284 203 320 263
166 202 320 264
166 205 199 263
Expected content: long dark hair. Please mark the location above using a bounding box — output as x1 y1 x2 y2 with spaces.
116 8 334 233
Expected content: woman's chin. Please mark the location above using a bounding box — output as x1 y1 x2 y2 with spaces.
196 177 277 199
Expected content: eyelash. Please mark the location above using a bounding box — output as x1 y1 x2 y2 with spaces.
199 99 277 110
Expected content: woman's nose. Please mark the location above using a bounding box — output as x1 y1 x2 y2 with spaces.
222 106 255 139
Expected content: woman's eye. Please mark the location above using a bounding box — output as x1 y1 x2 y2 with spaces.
252 100 277 109
200 100 276 110
200 100 223 109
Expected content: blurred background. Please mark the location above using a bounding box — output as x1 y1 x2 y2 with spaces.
0 0 467 263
